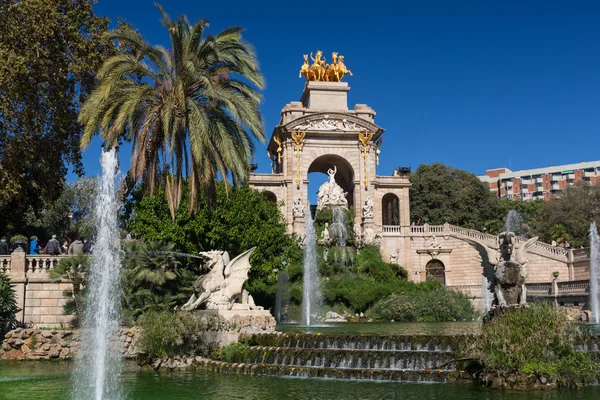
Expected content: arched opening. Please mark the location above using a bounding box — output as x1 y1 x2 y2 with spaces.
426 259 446 285
262 191 277 203
307 155 355 215
382 193 400 226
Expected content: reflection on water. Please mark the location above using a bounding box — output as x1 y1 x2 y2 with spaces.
1 360 600 400
277 322 482 336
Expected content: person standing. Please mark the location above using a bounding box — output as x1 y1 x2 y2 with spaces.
68 238 84 255
0 236 8 255
45 235 62 256
29 236 39 255
83 238 92 254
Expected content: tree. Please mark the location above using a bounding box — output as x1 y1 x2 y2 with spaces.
121 240 195 323
0 0 112 230
0 271 19 333
124 182 300 308
26 178 98 241
534 183 600 247
409 163 500 229
486 198 545 235
49 255 90 327
79 5 266 220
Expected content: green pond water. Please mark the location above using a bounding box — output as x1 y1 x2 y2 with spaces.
1 360 600 400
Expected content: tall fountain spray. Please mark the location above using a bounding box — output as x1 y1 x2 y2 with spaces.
505 209 521 235
302 208 321 326
329 206 353 265
590 222 600 324
73 149 122 400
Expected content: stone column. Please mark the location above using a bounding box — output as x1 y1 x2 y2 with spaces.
10 251 27 324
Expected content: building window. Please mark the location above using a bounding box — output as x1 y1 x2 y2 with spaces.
382 193 400 226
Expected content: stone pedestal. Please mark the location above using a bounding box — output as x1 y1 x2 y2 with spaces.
191 309 276 352
300 81 350 110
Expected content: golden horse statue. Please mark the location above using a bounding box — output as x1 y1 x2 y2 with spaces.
299 54 313 81
299 51 352 82
310 50 326 81
324 52 338 82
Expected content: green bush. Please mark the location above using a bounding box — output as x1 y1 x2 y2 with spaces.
0 271 19 333
370 283 475 322
49 255 90 327
474 302 598 388
137 311 206 361
218 342 250 363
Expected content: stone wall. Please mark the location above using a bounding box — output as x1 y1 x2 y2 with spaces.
2 253 73 328
0 327 140 360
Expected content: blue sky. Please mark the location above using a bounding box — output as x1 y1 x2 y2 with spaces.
78 0 600 181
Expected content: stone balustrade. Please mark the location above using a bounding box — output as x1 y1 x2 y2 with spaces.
382 223 579 264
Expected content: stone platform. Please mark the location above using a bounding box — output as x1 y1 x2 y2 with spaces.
192 309 276 351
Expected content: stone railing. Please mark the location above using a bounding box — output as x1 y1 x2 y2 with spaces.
383 223 574 263
25 255 64 275
0 255 11 275
526 282 552 295
447 285 482 296
572 248 590 260
557 280 589 294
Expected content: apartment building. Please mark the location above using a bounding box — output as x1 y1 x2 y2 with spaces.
478 161 600 200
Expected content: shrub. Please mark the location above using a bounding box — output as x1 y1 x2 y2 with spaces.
0 271 19 333
218 342 250 363
371 283 475 322
474 302 598 388
137 311 206 361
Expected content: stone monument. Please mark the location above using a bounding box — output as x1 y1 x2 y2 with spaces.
180 247 275 347
465 232 538 308
317 166 348 210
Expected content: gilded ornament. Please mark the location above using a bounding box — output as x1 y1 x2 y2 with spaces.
299 51 352 82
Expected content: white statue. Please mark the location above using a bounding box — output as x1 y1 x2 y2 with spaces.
362 196 374 218
292 196 305 217
316 165 349 210
353 223 362 239
428 236 441 249
363 227 382 247
319 222 332 245
180 247 262 311
389 249 400 264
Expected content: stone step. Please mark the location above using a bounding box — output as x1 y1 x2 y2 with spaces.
243 333 464 352
245 346 457 371
198 358 471 383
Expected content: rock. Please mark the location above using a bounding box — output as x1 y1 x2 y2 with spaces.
4 332 12 338
2 342 11 351
59 348 70 359
13 339 23 347
48 345 60 359
12 330 23 339
151 358 163 370
41 331 53 339
21 344 31 354
41 343 51 351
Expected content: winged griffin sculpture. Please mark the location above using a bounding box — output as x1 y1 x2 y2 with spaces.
180 247 263 311
463 233 538 307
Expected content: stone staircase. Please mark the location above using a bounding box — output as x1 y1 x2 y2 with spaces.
226 333 473 382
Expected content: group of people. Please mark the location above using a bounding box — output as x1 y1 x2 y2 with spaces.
0 235 92 256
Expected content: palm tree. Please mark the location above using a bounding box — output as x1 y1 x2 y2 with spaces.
79 5 265 219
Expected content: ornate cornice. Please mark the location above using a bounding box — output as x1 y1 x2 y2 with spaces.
283 112 382 134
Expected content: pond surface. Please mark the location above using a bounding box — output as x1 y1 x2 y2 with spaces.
1 361 600 400
276 321 482 336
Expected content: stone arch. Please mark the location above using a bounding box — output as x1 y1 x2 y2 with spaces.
307 154 355 207
381 193 400 226
262 191 277 203
426 259 446 285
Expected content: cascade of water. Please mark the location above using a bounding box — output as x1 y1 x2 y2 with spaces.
275 271 289 323
590 222 600 324
482 274 491 312
72 149 122 400
329 206 353 265
302 207 321 326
